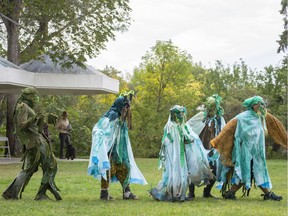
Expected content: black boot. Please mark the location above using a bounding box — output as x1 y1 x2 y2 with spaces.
203 179 216 198
100 189 113 200
223 190 236 200
186 184 195 200
263 192 282 201
123 186 138 200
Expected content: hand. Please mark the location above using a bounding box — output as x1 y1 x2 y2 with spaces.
45 113 58 125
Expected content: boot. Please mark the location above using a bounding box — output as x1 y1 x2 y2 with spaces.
100 189 113 200
263 192 282 201
2 179 18 200
123 186 138 200
34 194 52 201
223 190 236 200
203 179 215 198
186 184 195 200
3 171 31 200
2 189 18 200
35 183 49 201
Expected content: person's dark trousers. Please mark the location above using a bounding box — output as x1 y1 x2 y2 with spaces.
187 161 217 198
203 162 217 197
59 133 70 159
66 144 75 160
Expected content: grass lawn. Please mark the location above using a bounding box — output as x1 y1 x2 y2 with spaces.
0 158 287 216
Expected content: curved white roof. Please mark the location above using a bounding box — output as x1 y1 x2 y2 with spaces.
0 56 119 95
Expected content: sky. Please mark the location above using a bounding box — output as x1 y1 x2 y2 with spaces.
86 0 285 75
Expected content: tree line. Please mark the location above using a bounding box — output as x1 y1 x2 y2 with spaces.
0 1 287 158
2 40 285 158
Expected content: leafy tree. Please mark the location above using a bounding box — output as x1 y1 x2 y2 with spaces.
277 0 287 53
0 0 132 65
0 0 132 155
130 40 203 157
36 66 129 157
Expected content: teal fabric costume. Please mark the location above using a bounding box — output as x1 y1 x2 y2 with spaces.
211 96 286 200
2 88 61 201
150 105 213 201
220 96 270 189
88 92 147 200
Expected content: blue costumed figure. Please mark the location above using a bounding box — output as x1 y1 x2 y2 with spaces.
186 94 226 199
211 96 287 201
88 91 147 200
150 105 213 202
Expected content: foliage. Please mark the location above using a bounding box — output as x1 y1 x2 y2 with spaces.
1 38 286 158
36 66 130 157
277 0 287 53
0 0 132 65
0 159 287 216
0 0 132 157
129 40 203 157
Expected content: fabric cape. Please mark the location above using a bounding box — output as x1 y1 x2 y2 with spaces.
87 117 147 186
150 116 213 201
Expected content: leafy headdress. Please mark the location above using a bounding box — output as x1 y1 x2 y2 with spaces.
204 94 224 119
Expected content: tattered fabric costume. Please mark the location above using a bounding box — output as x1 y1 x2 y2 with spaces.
150 105 213 202
186 94 226 198
88 91 147 200
211 96 287 199
2 88 61 201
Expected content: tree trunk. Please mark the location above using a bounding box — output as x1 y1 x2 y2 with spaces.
6 94 19 156
2 0 23 156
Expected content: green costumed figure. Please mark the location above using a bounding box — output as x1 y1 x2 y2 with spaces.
2 87 61 201
186 94 226 199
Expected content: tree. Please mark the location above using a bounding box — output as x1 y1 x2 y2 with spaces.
130 40 203 157
37 66 129 157
0 0 132 65
277 0 287 53
0 0 132 155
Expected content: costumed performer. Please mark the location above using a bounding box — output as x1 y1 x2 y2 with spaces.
211 96 287 201
186 94 226 199
88 90 147 200
2 87 61 201
150 105 213 202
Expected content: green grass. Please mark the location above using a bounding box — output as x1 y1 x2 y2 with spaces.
0 159 287 216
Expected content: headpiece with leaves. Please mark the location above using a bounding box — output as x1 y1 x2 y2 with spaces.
204 94 224 118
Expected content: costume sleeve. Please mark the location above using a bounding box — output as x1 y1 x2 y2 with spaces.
210 118 238 167
266 112 288 149
17 103 34 131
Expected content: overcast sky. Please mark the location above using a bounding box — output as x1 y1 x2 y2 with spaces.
87 0 285 74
